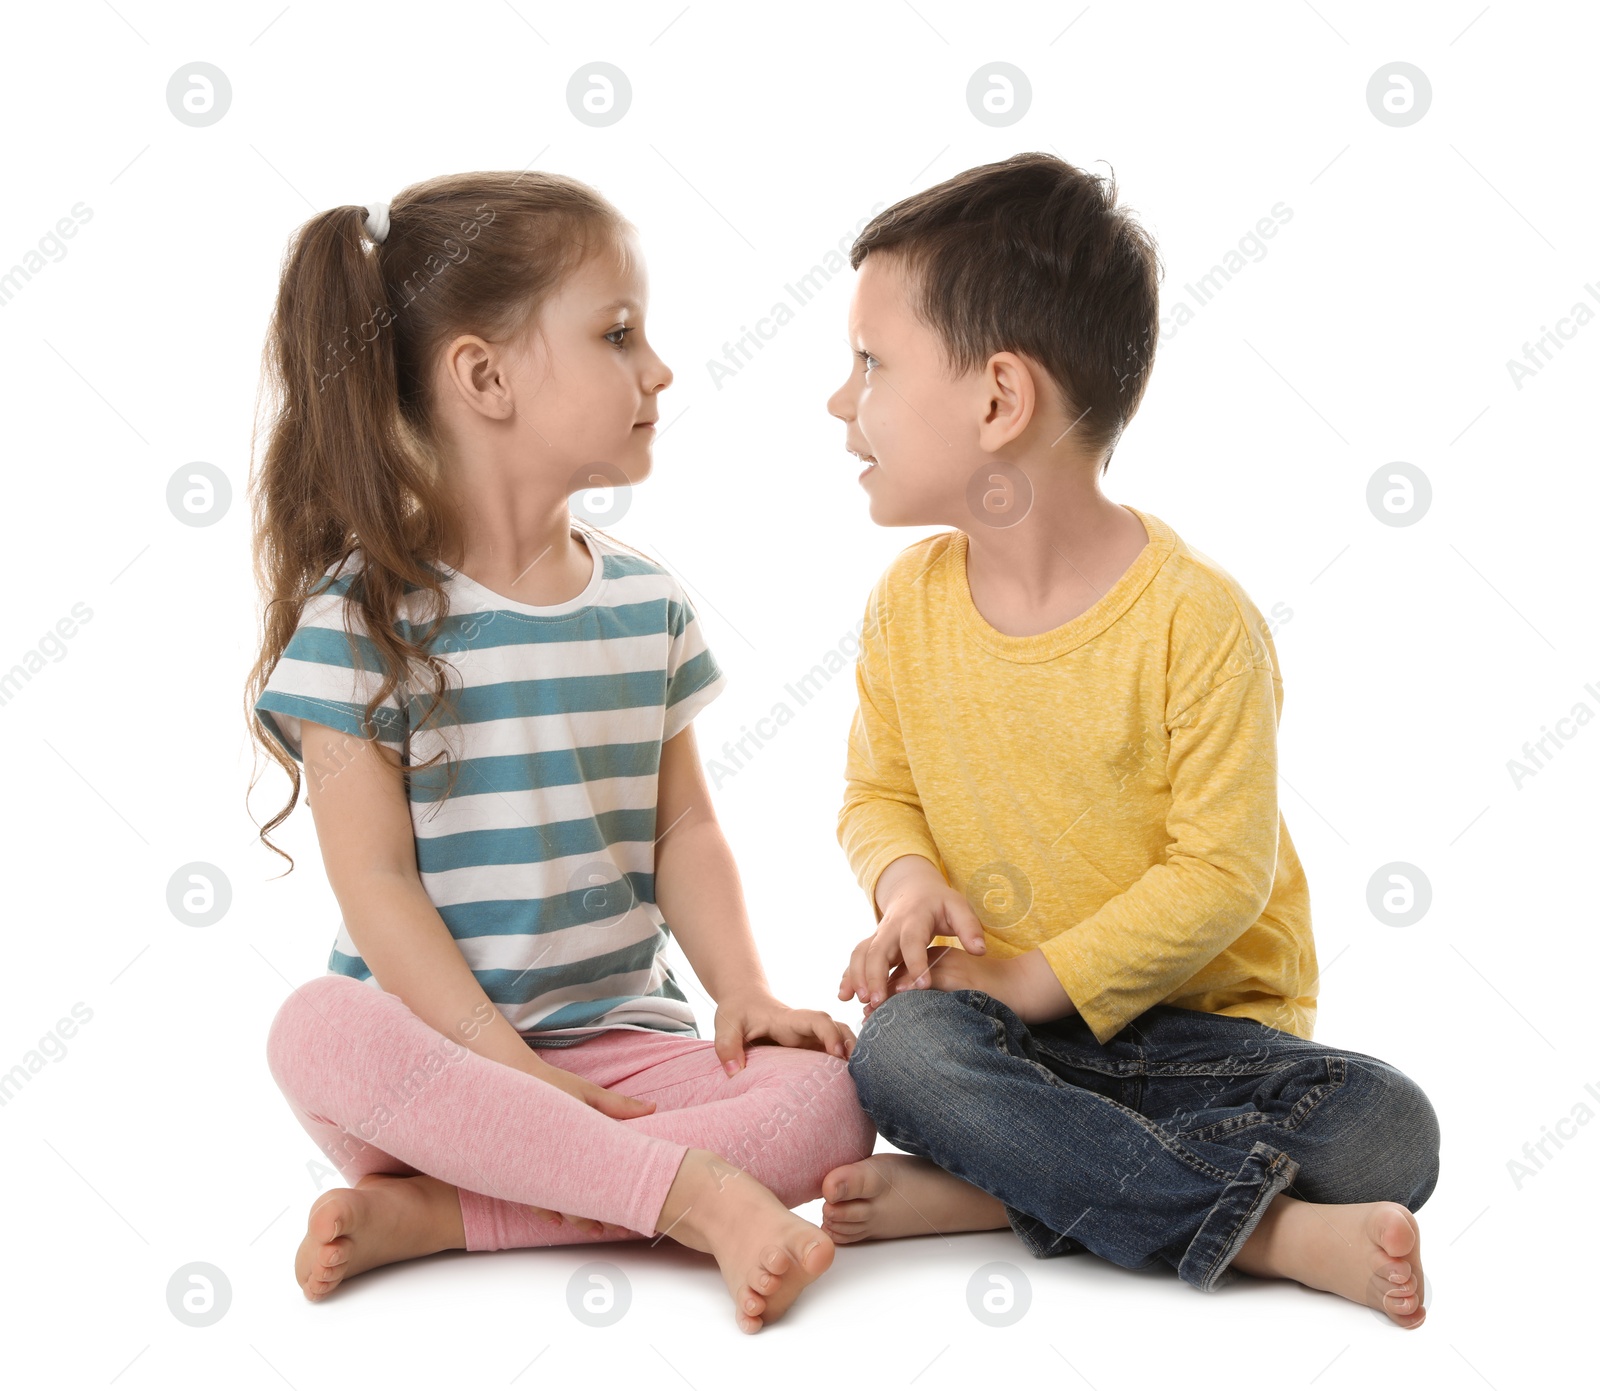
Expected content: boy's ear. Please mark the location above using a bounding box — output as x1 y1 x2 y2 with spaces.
976 350 1038 451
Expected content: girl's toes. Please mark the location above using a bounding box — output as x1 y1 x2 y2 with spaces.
801 1236 834 1275
759 1245 795 1279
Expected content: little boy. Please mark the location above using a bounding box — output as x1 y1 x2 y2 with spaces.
821 153 1439 1327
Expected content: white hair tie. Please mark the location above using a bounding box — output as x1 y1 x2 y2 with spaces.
363 202 391 246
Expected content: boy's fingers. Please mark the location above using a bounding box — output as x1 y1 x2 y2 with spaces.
946 894 988 953
863 929 897 1005
846 939 872 1002
861 944 885 1005
899 925 933 990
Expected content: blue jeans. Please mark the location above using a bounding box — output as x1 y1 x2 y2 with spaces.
846 988 1441 1291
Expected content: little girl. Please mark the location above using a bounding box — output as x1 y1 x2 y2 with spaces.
246 170 876 1335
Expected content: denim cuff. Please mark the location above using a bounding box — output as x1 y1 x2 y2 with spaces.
1180 1139 1300 1292
1002 1202 1089 1259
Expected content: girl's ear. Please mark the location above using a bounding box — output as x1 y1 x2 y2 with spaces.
442 333 515 421
975 349 1038 451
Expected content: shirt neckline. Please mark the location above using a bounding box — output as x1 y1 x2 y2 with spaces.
430 528 609 619
949 506 1175 661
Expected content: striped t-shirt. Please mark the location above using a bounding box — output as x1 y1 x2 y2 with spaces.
253 525 726 1045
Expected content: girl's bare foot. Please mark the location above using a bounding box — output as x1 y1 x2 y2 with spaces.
1230 1195 1428 1329
819 1154 1011 1242
656 1149 835 1334
295 1173 469 1299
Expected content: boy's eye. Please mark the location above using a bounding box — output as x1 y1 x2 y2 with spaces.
856 349 878 374
605 326 634 347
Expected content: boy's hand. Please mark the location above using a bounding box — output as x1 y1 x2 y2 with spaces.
884 940 998 1004
880 944 1076 1026
712 989 857 1075
838 856 987 1010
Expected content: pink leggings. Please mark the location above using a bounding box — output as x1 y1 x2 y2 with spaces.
266 974 880 1250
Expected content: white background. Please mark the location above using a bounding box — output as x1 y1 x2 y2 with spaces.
1 1 1594 1386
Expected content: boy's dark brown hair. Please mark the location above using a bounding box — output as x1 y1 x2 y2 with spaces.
849 151 1162 472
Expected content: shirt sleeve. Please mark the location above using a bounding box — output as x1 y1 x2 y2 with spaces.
836 578 946 919
253 573 410 765
662 578 726 742
1037 646 1283 1044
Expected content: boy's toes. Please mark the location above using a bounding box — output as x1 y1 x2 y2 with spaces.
822 1197 870 1221
1386 1289 1423 1323
1382 1273 1428 1327
821 1211 868 1233
822 1161 874 1203
1379 1275 1415 1303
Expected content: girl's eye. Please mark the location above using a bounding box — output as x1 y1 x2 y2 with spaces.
605 326 634 348
856 349 878 374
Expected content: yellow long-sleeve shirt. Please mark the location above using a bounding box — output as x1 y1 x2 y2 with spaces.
837 507 1317 1046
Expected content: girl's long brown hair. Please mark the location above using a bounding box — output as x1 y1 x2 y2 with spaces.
245 170 634 873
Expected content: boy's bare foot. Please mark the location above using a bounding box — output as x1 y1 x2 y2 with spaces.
1230 1195 1427 1329
819 1154 1010 1242
656 1149 835 1334
295 1173 469 1299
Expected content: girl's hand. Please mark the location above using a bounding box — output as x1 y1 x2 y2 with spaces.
713 991 857 1075
522 1056 656 1235
526 1053 658 1118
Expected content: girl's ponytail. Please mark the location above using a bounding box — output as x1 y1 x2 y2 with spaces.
250 168 635 870
246 202 460 871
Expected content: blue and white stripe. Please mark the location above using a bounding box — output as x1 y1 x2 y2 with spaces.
254 526 725 1042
